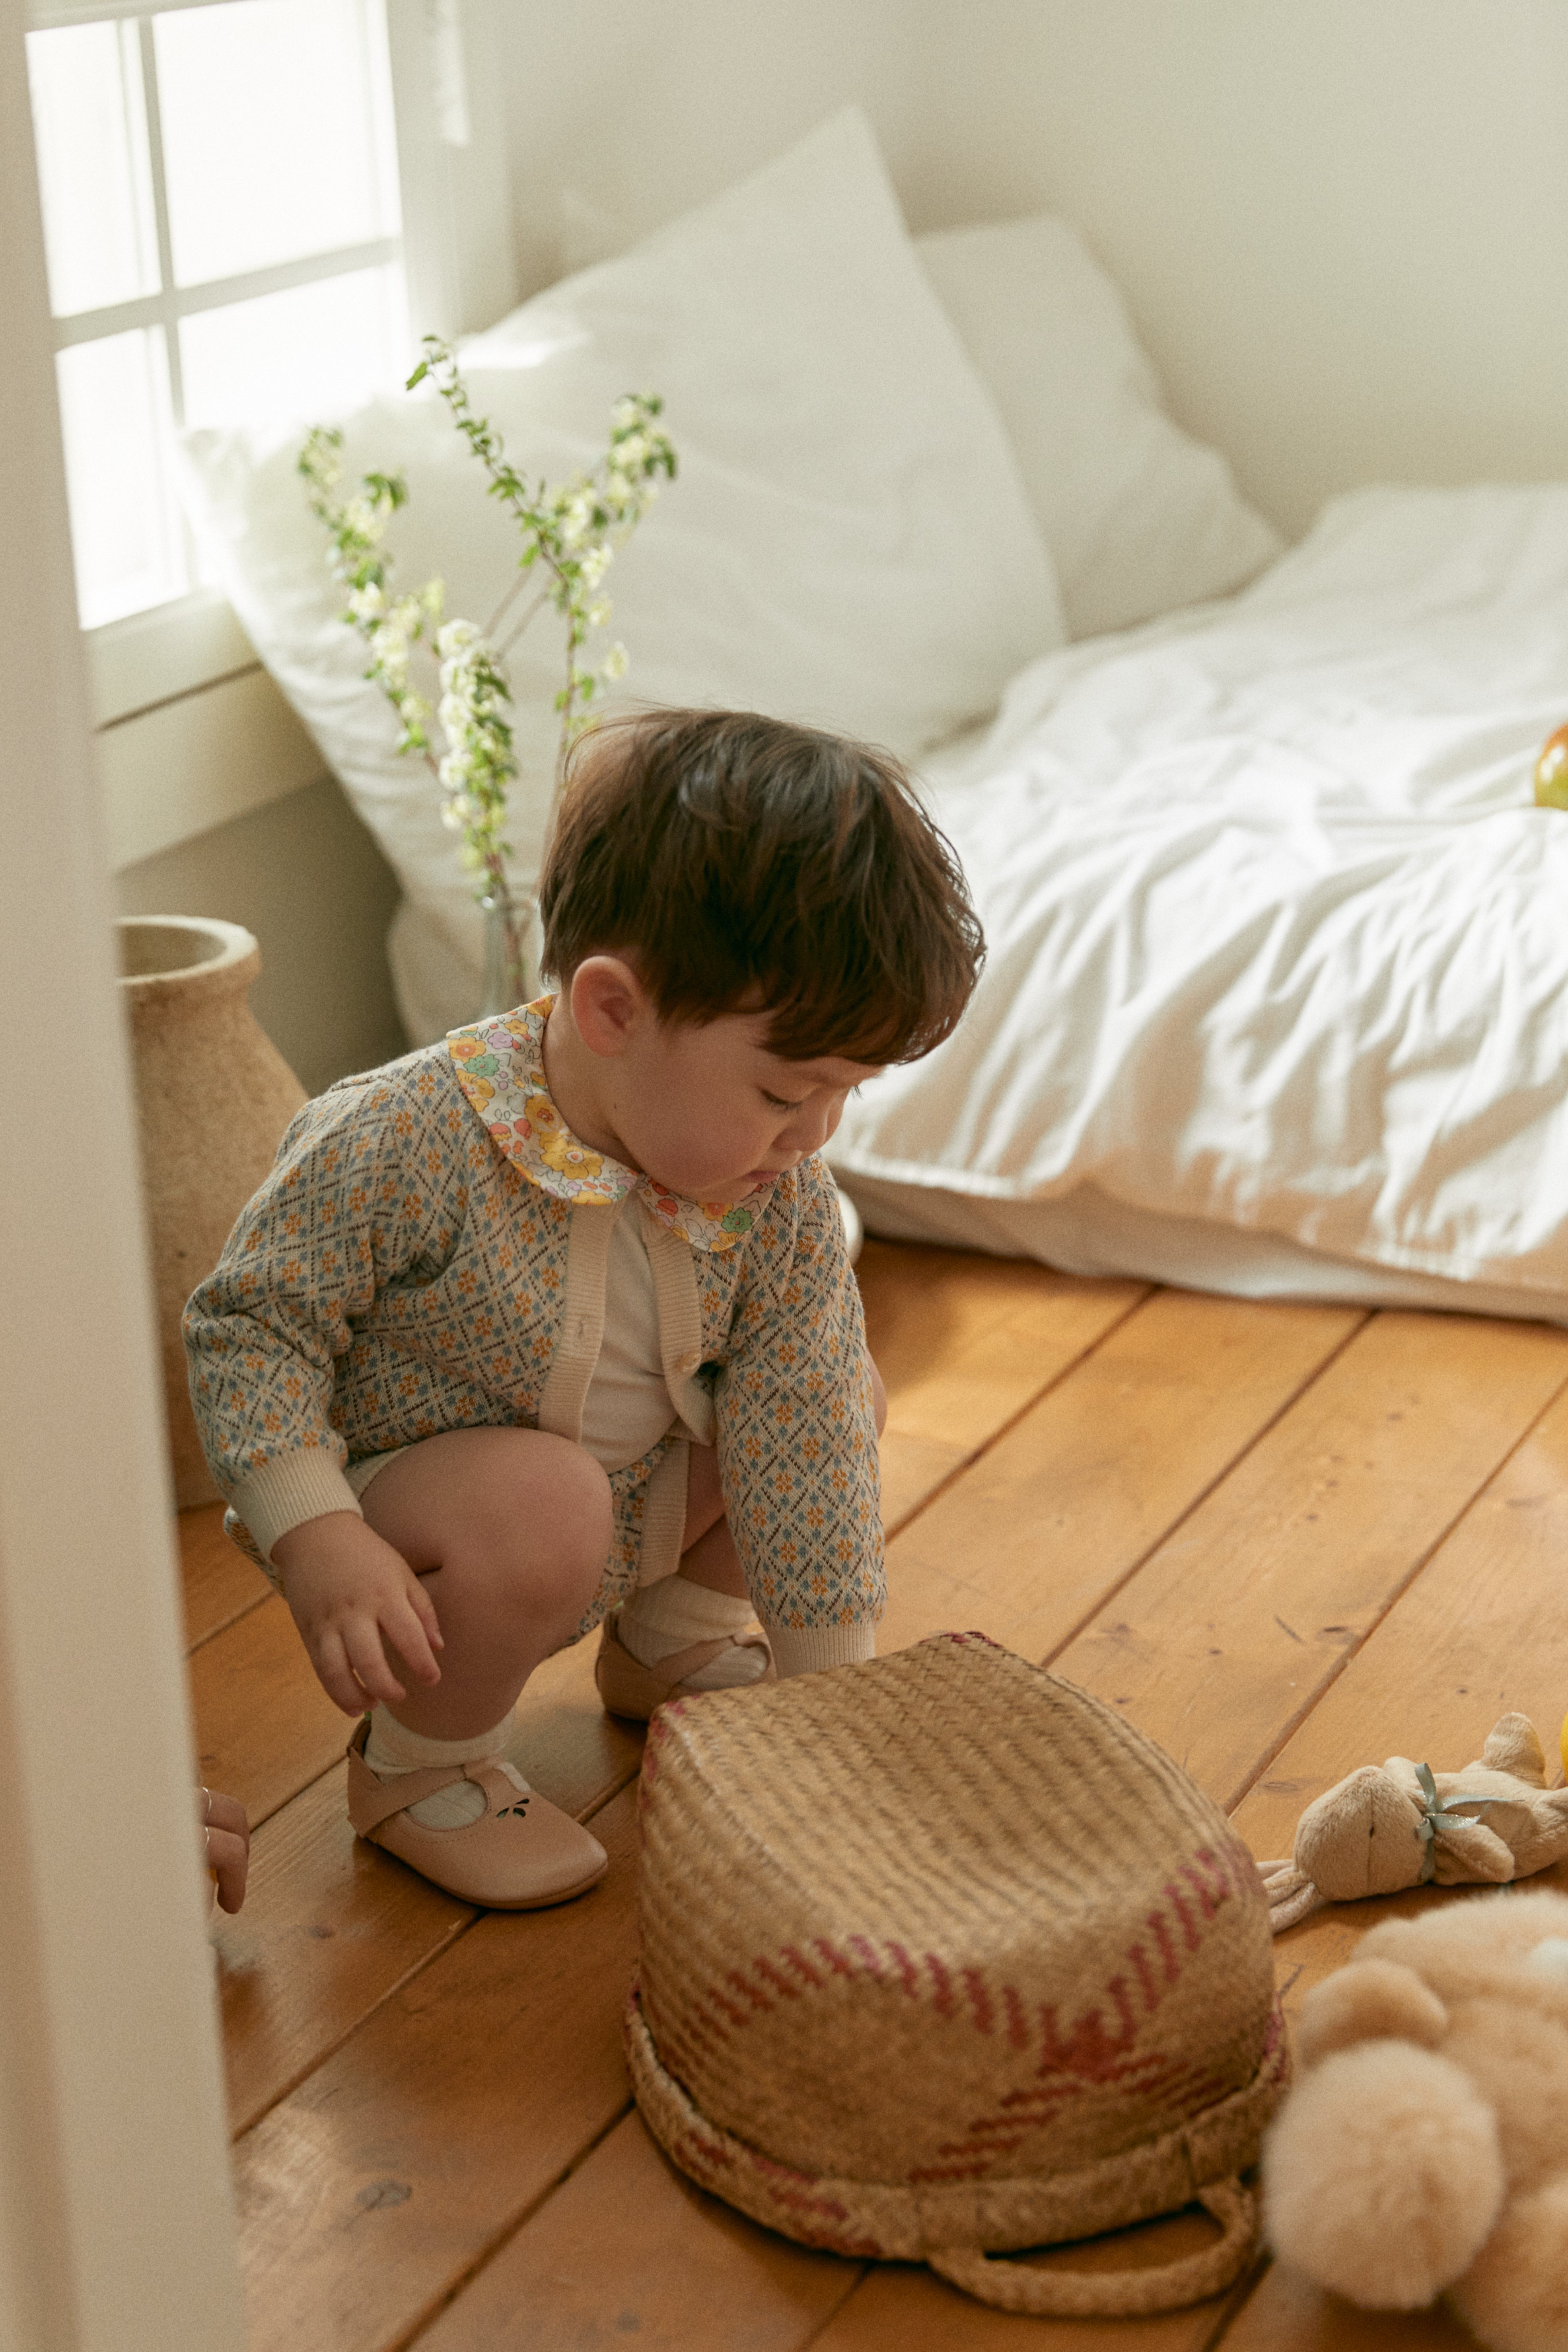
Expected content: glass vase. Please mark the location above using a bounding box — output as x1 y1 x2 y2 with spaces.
478 892 513 1019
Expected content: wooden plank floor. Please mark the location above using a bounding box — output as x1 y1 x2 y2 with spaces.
187 1238 1568 2350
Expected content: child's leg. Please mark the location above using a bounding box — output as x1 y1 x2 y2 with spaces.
339 1426 613 1898
358 1424 612 1738
611 1354 887 1697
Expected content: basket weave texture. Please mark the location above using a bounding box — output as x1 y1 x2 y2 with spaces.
627 1632 1289 2316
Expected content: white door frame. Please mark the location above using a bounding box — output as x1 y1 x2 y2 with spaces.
0 2 245 2342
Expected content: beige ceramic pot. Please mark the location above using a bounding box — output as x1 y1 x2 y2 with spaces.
118 917 306 1509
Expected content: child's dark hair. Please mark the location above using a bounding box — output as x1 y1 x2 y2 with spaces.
538 708 985 1064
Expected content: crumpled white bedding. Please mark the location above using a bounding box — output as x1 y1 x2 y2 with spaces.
828 486 1568 1316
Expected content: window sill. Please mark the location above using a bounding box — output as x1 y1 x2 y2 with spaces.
97 660 325 873
81 590 324 872
86 588 258 728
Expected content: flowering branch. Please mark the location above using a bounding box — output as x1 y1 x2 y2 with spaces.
298 339 675 1011
407 340 674 784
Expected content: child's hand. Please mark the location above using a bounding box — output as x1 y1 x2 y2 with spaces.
271 1511 445 1715
202 1787 251 1914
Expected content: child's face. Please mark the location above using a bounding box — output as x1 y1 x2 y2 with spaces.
622 1011 880 1203
557 960 882 1203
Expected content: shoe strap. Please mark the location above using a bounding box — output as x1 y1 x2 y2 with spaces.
654 1630 771 1689
349 1753 506 1836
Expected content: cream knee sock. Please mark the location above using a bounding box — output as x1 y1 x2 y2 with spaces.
364 1706 525 1830
616 1575 768 1691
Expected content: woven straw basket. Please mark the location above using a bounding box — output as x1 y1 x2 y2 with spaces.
626 1632 1289 2317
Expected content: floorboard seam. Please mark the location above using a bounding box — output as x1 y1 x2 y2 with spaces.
228 1907 478 2144
581 1759 643 1823
1222 1356 1568 1816
244 1746 350 1835
789 2261 877 2348
881 1281 1158 1543
1038 1308 1375 1671
1200 2250 1271 2346
185 1585 271 1656
395 2099 637 2351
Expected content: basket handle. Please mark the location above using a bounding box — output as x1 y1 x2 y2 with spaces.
926 2177 1257 2318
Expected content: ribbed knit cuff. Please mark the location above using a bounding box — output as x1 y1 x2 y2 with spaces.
767 1622 877 1678
230 1449 363 1565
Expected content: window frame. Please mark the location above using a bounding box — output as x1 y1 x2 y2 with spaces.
27 0 517 759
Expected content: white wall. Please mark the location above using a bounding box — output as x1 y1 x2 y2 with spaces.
499 1 928 305
497 0 1568 538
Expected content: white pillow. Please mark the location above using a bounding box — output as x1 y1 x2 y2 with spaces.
178 109 1063 1043
918 216 1281 640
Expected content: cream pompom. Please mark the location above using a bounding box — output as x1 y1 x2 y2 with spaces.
1264 2039 1506 2308
1453 2178 1568 2352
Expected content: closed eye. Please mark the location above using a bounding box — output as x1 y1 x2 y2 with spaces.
762 1091 807 1110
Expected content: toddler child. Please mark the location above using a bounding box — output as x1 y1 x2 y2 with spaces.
185 708 984 1908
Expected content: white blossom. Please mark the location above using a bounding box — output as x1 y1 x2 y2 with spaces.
302 344 675 1012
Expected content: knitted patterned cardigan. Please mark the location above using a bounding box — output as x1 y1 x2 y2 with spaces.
183 1002 883 1674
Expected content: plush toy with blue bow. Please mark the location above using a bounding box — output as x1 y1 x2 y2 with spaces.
1261 1714 1568 1934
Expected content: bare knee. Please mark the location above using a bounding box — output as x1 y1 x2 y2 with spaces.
513 1435 612 1597
546 1438 615 1581
451 1433 611 1615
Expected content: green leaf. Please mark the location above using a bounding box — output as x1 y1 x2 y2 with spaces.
405 359 429 390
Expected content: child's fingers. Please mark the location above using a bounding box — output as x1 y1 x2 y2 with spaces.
342 1615 407 1707
207 1825 250 1913
407 1574 444 1652
387 1595 442 1686
205 1789 250 1850
314 1627 374 1716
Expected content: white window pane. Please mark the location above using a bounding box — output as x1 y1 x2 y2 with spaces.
56 332 188 630
25 21 158 319
178 266 407 429
154 0 398 289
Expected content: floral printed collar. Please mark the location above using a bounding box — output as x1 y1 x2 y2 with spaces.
446 997 766 1251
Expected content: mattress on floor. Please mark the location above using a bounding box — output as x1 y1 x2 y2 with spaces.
828 486 1568 1318
840 1172 1568 1326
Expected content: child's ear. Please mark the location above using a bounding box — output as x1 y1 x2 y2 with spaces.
570 956 650 1056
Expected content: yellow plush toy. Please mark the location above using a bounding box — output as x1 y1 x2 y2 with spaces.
1263 1889 1568 2350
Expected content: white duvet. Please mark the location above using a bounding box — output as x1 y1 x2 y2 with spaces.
829 487 1568 1310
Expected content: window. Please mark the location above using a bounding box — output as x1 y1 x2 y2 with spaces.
25 0 407 637
23 0 514 864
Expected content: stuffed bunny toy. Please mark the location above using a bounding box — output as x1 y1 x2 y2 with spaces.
1262 1715 1568 1933
1263 1887 1568 2351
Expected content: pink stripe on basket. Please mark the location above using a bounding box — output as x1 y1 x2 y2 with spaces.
962 1967 995 2034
